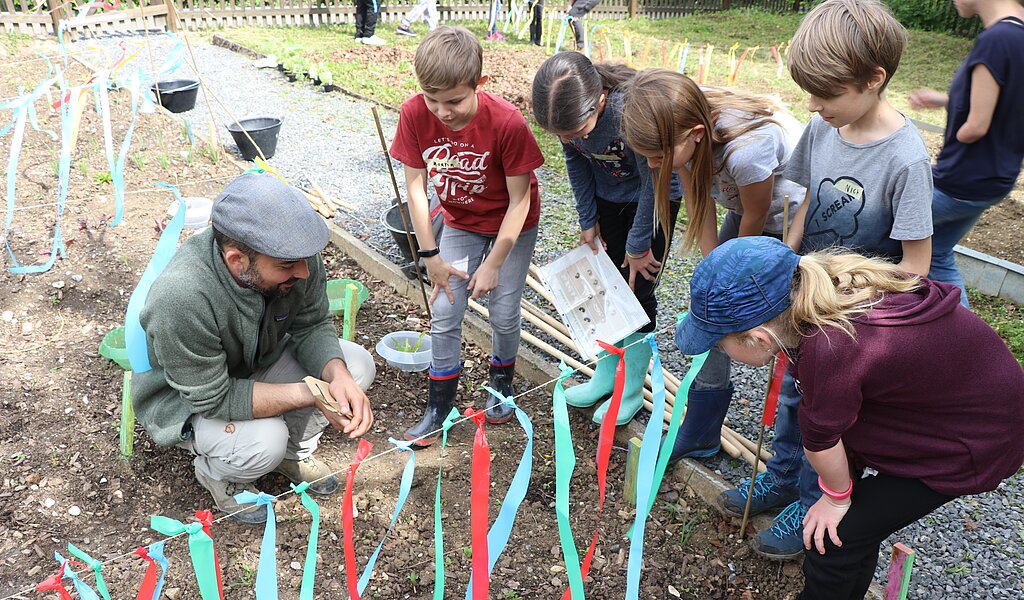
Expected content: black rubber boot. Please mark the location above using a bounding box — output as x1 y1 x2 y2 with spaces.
485 363 516 424
668 383 734 464
405 376 458 447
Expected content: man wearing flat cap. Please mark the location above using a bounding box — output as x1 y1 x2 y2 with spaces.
132 172 376 524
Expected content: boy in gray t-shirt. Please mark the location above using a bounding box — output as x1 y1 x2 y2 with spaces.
727 0 935 576
785 114 933 262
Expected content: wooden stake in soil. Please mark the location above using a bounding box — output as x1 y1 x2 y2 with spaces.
119 371 134 458
740 355 775 538
624 436 643 506
370 105 432 320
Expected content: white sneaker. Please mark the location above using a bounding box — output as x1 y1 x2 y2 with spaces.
354 36 365 44
361 35 387 46
396 25 417 37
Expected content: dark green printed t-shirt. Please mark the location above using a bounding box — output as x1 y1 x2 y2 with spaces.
785 115 933 262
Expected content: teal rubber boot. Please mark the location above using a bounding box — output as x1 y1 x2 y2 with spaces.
564 341 620 408
592 332 652 425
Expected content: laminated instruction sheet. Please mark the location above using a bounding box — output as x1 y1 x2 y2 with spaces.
537 244 650 361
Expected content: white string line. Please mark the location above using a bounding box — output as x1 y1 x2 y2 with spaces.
0 324 686 600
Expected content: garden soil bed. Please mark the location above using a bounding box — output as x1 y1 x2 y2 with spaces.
0 43 805 599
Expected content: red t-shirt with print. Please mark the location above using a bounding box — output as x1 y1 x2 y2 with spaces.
389 91 544 235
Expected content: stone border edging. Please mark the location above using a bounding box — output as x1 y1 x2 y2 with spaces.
955 245 1024 305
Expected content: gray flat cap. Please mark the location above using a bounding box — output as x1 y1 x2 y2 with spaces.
211 172 328 260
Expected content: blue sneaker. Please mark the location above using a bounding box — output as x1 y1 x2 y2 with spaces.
717 471 799 518
751 500 806 560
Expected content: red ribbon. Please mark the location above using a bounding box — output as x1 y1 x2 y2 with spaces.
194 510 225 600
344 438 374 600
762 353 790 427
562 340 625 600
134 547 158 600
35 561 72 600
465 408 491 600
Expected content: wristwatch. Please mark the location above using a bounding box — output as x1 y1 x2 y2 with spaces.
417 247 440 258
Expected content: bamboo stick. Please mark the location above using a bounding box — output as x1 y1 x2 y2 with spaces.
302 190 333 218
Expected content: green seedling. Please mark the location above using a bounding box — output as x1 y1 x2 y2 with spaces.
392 332 426 353
130 153 145 172
93 170 112 185
75 159 89 178
157 154 170 170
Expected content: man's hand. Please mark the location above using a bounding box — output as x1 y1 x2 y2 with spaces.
468 260 501 300
802 496 851 555
579 226 605 254
622 251 662 289
324 375 373 438
425 255 470 305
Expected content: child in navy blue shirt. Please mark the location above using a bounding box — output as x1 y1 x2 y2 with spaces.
910 0 1024 306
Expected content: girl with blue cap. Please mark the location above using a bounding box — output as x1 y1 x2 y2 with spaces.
678 236 1024 599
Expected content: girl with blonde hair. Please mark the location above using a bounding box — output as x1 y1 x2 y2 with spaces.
620 68 805 464
678 236 1024 599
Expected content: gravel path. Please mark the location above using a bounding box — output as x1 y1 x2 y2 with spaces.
76 33 1024 599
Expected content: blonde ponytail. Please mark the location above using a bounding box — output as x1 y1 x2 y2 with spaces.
785 251 921 339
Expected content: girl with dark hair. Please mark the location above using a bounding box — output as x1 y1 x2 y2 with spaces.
531 51 682 425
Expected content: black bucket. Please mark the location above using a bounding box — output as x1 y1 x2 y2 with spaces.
382 204 419 278
151 79 199 113
226 117 283 161
382 202 445 280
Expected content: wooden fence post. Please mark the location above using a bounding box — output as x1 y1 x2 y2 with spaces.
47 0 69 41
628 0 637 19
164 0 179 31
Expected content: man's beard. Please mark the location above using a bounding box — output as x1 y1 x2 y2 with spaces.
238 263 297 299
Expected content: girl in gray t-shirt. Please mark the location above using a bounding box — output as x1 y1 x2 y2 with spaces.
621 69 807 462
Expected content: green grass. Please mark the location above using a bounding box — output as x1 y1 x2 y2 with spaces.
222 9 972 175
967 288 1024 367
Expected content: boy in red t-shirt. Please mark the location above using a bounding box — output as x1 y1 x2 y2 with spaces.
389 26 544 444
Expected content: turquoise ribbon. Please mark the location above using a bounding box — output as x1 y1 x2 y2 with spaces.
432 407 461 600
66 543 110 600
150 515 220 599
624 334 668 598
555 15 571 53
552 361 585 599
53 551 99 600
355 438 416 597
5 75 71 275
643 348 709 523
235 491 279 600
464 387 534 598
148 541 169 600
292 482 321 600
123 183 186 372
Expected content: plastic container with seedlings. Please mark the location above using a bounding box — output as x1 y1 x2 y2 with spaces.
376 331 432 372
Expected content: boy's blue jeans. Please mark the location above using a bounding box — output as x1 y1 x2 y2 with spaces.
429 225 538 375
694 350 820 509
928 187 1007 309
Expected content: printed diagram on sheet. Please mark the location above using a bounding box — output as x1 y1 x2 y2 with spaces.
538 244 650 361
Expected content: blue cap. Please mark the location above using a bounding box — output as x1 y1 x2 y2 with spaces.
211 172 328 261
675 236 800 355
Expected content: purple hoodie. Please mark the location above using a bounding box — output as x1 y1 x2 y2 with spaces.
795 279 1024 496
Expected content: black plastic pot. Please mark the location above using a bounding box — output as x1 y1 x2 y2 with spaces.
382 203 419 278
382 203 446 280
226 117 283 161
151 79 199 113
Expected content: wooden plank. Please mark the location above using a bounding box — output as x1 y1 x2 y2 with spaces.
623 436 643 506
884 543 915 600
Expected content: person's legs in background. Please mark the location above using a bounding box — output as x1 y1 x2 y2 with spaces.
529 0 544 45
928 186 1006 309
567 0 598 50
